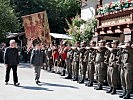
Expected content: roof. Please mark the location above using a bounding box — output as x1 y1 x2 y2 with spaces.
6 32 24 38
50 33 73 39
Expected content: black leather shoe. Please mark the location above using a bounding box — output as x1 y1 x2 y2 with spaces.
61 74 65 76
65 75 72 79
111 88 116 95
36 81 41 84
106 87 113 93
95 84 103 90
14 83 20 86
78 79 84 84
73 78 78 81
5 82 8 85
123 90 131 99
119 90 126 98
87 82 93 87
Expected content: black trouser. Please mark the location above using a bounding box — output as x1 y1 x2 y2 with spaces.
5 65 18 83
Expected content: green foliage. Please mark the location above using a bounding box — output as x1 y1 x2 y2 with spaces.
80 18 97 43
0 0 21 42
66 15 97 44
10 0 81 34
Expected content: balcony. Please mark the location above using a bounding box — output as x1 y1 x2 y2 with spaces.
95 0 133 34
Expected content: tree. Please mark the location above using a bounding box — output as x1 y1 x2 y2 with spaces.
66 15 97 44
10 0 81 34
0 0 21 42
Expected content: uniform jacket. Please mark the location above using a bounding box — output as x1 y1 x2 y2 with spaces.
30 49 46 66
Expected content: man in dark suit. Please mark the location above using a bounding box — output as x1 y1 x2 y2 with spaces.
4 40 20 86
30 42 46 84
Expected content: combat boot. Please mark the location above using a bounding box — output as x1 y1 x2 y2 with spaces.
95 83 103 90
106 87 113 93
119 89 126 98
73 77 78 81
78 79 84 84
111 88 116 95
123 90 131 99
65 74 72 79
86 80 93 87
61 70 65 76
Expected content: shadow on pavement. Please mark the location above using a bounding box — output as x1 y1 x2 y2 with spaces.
19 85 54 91
19 63 33 68
40 82 79 89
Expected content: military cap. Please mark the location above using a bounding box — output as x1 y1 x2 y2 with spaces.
124 40 132 44
111 40 119 44
90 41 96 44
81 41 87 44
106 42 111 45
98 40 106 43
62 40 67 45
124 40 132 43
76 41 80 44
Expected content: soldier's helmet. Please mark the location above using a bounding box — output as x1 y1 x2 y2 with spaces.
111 40 119 45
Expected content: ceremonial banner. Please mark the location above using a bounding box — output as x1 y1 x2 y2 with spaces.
22 11 51 50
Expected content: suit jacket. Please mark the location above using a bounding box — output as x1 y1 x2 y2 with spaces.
30 49 46 66
4 47 19 65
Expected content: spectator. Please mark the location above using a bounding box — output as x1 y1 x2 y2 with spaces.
4 40 20 86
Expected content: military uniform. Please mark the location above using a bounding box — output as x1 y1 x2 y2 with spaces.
78 46 87 83
72 47 80 81
95 40 108 90
47 47 53 71
119 42 133 99
85 47 96 86
107 48 120 94
65 47 74 79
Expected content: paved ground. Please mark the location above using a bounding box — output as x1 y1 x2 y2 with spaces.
0 63 132 100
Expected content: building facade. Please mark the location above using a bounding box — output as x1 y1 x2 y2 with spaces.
81 0 133 42
95 0 133 42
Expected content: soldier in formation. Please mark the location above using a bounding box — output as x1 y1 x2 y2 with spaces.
106 40 120 94
72 41 80 81
40 39 133 99
78 41 87 83
94 40 108 90
119 41 133 99
85 41 96 86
